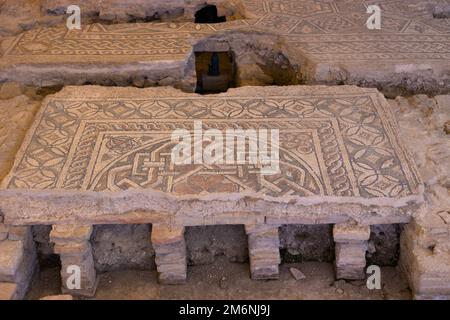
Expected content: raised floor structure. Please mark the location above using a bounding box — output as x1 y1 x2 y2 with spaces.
0 0 449 300
0 85 427 296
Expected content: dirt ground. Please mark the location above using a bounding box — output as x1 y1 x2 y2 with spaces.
26 257 411 300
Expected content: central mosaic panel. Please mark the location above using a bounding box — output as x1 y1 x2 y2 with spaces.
61 118 336 197
2 87 421 201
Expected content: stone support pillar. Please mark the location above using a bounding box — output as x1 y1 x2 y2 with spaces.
333 222 370 280
245 224 281 280
50 224 97 296
151 224 187 284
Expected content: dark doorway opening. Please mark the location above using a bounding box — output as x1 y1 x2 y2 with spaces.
195 51 235 94
195 5 227 23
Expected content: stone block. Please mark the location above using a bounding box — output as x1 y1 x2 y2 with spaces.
155 251 186 266
151 225 187 285
7 226 30 241
50 224 93 243
156 263 187 274
333 223 370 243
54 242 90 255
151 225 184 246
0 240 24 282
0 82 23 99
0 224 8 241
40 294 74 300
0 282 17 300
336 243 367 264
0 238 36 299
159 271 187 285
335 243 368 280
250 265 280 280
400 223 450 299
60 248 97 297
51 224 97 297
14 243 37 300
247 225 280 280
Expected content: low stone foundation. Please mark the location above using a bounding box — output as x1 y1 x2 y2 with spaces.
0 85 443 299
2 220 447 299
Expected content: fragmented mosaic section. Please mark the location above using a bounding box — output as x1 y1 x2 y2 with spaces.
2 24 205 60
1 0 450 66
1 85 421 201
2 13 450 63
1 1 449 93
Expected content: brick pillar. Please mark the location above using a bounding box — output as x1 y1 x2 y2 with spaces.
151 225 187 284
50 224 97 297
245 224 281 280
333 222 370 280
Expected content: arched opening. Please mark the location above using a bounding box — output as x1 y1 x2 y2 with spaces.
195 5 226 24
195 50 236 94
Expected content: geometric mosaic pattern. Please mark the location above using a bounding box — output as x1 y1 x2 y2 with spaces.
1 86 422 200
2 0 450 65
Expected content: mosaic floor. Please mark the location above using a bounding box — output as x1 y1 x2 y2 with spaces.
0 85 422 225
1 0 450 64
0 0 448 300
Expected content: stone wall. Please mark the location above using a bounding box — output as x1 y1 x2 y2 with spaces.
0 83 41 181
0 224 37 299
367 224 403 266
279 224 334 263
91 224 156 272
185 225 248 265
390 92 450 299
0 0 246 37
41 0 246 22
